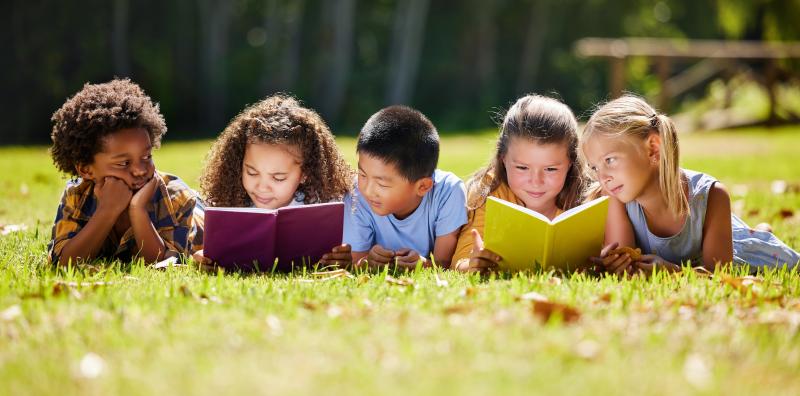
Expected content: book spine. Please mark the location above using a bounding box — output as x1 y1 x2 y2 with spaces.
543 224 554 268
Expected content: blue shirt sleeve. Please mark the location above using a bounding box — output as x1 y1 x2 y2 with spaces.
342 192 375 252
433 172 468 237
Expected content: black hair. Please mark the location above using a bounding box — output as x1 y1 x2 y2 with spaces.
356 105 439 181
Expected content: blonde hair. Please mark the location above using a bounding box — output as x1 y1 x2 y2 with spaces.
580 95 689 218
466 94 588 211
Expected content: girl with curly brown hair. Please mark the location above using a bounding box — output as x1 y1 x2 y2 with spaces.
193 95 354 267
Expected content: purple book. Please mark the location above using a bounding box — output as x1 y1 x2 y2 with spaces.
203 202 344 272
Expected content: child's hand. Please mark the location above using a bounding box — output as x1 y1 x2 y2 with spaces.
394 248 429 269
130 173 158 212
466 229 501 273
362 244 395 268
591 242 635 277
635 254 680 273
94 176 132 215
191 249 217 272
320 244 352 267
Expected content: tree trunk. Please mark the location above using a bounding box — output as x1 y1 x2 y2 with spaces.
317 0 355 123
385 0 430 105
112 0 130 77
199 0 234 132
516 1 549 95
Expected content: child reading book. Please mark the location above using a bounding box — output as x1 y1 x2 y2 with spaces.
482 195 608 271
48 79 204 265
343 105 468 269
452 94 590 272
580 95 800 275
193 95 354 268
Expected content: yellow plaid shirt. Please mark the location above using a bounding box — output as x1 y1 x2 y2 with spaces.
48 171 205 263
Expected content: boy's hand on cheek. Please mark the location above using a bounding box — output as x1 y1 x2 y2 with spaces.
130 173 158 212
95 176 132 215
320 244 352 267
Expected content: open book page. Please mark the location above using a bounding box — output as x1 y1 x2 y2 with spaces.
275 202 345 270
549 196 609 270
483 196 608 271
203 208 278 271
484 197 550 271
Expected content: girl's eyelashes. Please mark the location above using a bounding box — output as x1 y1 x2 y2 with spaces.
545 167 559 172
515 165 528 171
116 161 129 168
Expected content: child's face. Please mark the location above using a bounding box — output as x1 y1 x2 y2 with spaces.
582 133 658 203
78 127 155 190
503 137 570 213
357 153 432 219
242 142 304 209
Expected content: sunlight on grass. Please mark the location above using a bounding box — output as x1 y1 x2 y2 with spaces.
1 127 799 395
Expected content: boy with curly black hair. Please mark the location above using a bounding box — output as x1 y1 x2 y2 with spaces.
48 78 203 265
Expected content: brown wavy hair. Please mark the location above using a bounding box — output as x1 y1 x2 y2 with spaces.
50 78 167 176
466 94 589 211
200 95 353 207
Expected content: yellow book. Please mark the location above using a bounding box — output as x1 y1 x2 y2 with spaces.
484 196 609 271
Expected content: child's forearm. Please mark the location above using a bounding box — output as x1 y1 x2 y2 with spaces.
58 208 119 265
129 208 167 263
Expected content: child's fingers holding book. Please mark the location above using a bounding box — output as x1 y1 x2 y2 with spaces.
320 244 352 267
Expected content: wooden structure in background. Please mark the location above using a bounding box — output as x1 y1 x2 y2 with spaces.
574 38 800 122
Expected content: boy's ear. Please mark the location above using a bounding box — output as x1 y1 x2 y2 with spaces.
76 163 94 180
646 133 662 163
414 177 434 197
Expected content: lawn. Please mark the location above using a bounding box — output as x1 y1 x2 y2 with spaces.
1 127 799 395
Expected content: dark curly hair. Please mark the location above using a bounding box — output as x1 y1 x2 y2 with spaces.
200 95 353 207
50 78 167 176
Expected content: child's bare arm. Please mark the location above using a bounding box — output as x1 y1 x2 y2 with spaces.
432 229 459 269
700 182 734 270
58 177 130 265
604 196 636 248
129 176 167 263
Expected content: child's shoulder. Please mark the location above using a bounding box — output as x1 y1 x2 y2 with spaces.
430 169 467 202
156 171 201 206
432 169 464 188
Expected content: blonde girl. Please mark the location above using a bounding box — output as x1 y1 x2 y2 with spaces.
580 95 799 275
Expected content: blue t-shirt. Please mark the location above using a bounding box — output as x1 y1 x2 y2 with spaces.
343 169 468 258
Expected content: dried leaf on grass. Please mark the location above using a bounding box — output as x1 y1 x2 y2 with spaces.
443 304 473 315
595 293 613 304
298 269 355 283
516 291 548 302
460 286 478 298
720 275 763 296
547 277 563 286
52 281 113 298
778 208 795 219
385 275 414 287
177 284 221 303
531 300 582 323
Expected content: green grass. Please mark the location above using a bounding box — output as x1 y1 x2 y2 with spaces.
2 127 800 395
